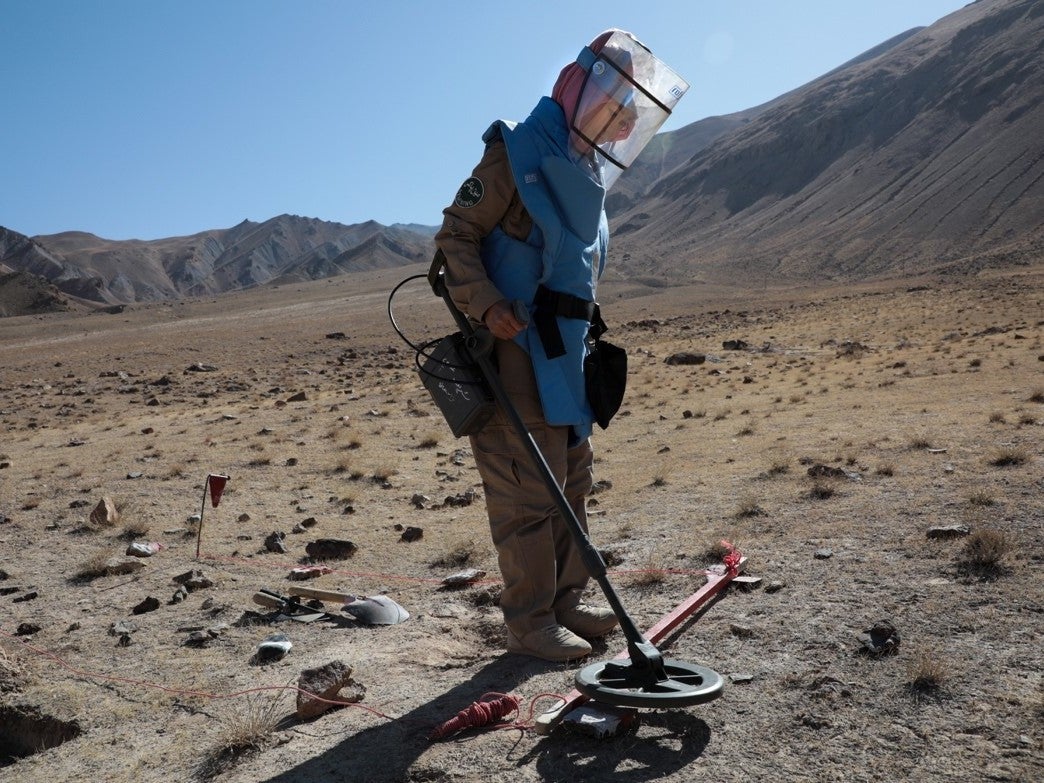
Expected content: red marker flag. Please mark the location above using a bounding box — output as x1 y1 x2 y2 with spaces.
208 474 230 508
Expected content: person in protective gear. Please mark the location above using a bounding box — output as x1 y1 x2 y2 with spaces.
434 29 688 662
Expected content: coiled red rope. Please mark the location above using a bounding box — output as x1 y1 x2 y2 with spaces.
721 539 742 576
429 692 522 740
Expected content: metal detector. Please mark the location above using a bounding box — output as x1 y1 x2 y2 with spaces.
425 261 724 710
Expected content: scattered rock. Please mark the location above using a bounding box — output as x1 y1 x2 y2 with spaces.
722 339 749 351
411 493 430 509
814 549 834 560
15 623 40 636
729 673 755 683
807 464 850 479
111 621 138 638
171 569 213 591
132 596 161 615
90 497 120 527
170 585 189 604
184 631 211 647
306 539 357 560
442 569 487 587
12 590 38 603
296 660 363 719
265 531 288 554
287 391 308 403
126 541 162 557
400 526 423 542
730 623 755 638
927 524 972 540
185 363 218 373
288 566 333 581
764 580 786 593
665 352 706 365
858 620 900 657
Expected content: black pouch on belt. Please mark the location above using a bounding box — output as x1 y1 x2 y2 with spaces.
583 311 627 430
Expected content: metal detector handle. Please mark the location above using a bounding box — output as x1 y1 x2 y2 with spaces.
430 265 652 659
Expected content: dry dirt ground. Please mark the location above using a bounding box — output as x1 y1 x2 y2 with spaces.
0 263 1041 783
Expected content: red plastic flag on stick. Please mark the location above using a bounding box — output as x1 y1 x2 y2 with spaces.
208 474 229 508
196 473 231 559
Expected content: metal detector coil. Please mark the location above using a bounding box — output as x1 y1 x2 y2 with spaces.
419 332 496 437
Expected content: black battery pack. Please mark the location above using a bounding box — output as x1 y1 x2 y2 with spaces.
419 332 496 437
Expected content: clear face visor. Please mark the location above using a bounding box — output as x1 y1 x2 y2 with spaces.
571 32 689 189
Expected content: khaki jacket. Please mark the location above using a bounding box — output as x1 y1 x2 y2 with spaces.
434 141 534 322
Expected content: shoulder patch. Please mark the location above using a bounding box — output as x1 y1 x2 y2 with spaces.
454 177 484 209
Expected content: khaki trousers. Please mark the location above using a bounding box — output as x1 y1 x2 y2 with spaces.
469 339 594 635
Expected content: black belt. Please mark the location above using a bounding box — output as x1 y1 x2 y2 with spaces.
533 285 605 359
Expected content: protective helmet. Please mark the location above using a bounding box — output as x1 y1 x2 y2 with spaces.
554 30 689 189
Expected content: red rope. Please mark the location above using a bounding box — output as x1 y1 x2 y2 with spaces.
721 539 742 577
428 692 522 741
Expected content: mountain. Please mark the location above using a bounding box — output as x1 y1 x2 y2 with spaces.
610 0 1044 282
2 0 1041 315
0 216 432 307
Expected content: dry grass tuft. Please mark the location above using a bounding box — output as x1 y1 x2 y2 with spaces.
430 539 478 569
988 446 1029 467
907 650 949 696
735 496 767 518
73 549 118 581
119 517 150 540
198 691 286 779
625 556 668 587
966 490 996 507
807 480 839 500
958 529 1012 576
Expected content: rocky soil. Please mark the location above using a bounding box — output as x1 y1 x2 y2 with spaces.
0 264 1041 782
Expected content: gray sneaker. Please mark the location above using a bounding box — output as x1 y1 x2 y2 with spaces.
557 604 619 638
506 624 593 662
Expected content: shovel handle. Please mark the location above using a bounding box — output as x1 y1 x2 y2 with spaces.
287 586 357 604
252 591 286 610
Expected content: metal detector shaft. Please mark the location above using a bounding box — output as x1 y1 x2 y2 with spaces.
432 275 659 668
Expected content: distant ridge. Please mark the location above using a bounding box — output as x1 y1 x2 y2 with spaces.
2 0 1041 316
610 0 1044 282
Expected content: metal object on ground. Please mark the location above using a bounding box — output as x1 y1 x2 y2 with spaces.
534 558 744 733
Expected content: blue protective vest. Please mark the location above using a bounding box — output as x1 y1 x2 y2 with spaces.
480 97 609 440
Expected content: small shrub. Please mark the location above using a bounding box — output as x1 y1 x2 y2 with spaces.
417 431 440 449
74 549 117 581
958 529 1011 574
908 435 933 450
966 490 995 507
906 650 948 696
119 517 150 540
807 480 838 500
1029 388 1044 404
626 557 667 588
875 462 895 477
199 691 285 778
431 539 477 569
988 446 1028 467
735 496 766 518
988 411 1006 424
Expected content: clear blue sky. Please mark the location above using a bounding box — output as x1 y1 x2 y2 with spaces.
1 0 970 241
